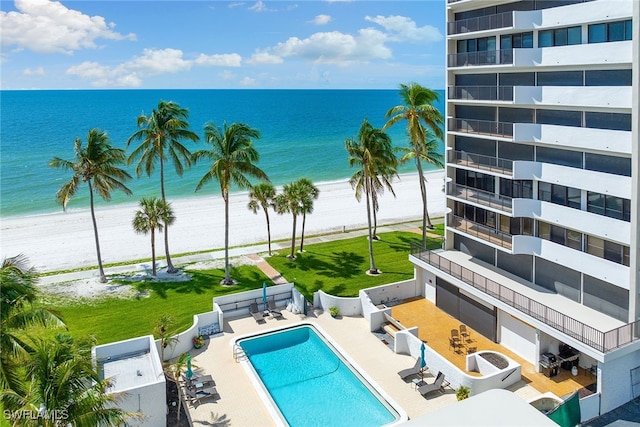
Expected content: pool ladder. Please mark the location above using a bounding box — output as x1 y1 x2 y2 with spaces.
233 344 247 362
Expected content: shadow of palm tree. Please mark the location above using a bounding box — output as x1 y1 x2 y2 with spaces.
192 412 231 426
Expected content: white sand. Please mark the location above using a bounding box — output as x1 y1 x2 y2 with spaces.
0 170 445 273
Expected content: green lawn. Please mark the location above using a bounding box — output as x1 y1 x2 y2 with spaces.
45 266 269 344
44 230 444 345
267 231 442 299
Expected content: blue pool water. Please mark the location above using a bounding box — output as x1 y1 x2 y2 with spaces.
238 325 400 427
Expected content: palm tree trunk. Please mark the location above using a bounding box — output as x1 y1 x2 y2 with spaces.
300 213 306 252
159 156 176 273
151 229 156 276
372 195 379 240
289 214 297 259
265 211 272 256
224 192 231 284
88 181 107 283
415 155 430 249
365 175 377 274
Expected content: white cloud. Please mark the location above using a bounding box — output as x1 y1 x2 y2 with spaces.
228 2 245 8
240 76 257 86
258 28 391 65
0 0 136 55
23 66 45 76
312 14 332 25
365 15 442 43
66 48 242 87
247 51 283 65
248 1 272 12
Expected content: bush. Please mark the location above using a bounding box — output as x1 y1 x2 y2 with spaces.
456 385 470 401
329 306 340 317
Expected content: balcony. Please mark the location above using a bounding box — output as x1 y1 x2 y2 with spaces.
448 117 514 138
448 86 514 102
448 49 513 67
410 246 640 353
447 11 513 35
449 150 513 176
449 215 513 250
449 184 513 213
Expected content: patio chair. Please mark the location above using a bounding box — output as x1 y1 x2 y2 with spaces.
249 302 265 323
185 386 219 405
418 371 446 397
398 357 422 380
459 324 470 342
268 299 283 319
449 337 463 353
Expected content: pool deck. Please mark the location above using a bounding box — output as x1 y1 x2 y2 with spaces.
182 308 539 426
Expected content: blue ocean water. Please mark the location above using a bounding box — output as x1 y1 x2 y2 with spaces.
0 89 444 218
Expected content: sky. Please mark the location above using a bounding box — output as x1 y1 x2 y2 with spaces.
0 0 445 90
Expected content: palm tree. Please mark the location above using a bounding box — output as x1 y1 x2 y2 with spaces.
192 122 269 285
1 333 136 426
132 198 175 277
370 161 398 240
0 255 65 392
297 178 319 253
127 100 199 273
346 119 398 274
153 314 179 363
383 83 444 248
50 129 132 283
274 180 308 260
247 182 276 256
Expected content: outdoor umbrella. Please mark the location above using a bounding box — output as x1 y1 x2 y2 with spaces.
262 282 268 307
186 353 193 380
420 342 427 381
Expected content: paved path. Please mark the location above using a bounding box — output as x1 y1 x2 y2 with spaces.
39 219 439 285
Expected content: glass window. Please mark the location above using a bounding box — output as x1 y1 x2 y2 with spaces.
585 69 632 86
623 246 630 266
623 199 631 222
585 153 632 176
522 218 533 236
549 225 565 244
536 109 582 127
538 182 552 202
587 236 604 258
587 192 605 215
551 184 566 205
588 23 606 43
537 71 583 86
605 196 623 220
568 187 581 209
468 39 477 52
604 241 622 264
522 32 533 48
585 112 632 131
608 21 625 42
567 230 582 251
458 39 468 53
499 72 535 86
500 215 510 234
539 30 553 47
536 146 583 168
554 28 568 46
567 26 581 45
624 20 632 40
501 35 512 50
537 221 550 240
486 211 496 228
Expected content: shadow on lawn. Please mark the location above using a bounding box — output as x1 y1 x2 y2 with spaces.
133 268 265 299
292 250 365 279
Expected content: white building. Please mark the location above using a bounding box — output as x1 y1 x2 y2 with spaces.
411 0 639 417
93 335 166 426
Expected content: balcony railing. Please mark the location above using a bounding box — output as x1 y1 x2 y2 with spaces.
448 49 514 67
448 85 514 101
450 184 513 212
410 245 640 353
450 150 513 175
448 11 513 35
450 215 513 249
448 117 514 138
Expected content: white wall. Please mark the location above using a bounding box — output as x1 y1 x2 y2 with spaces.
316 290 362 317
514 0 632 30
513 124 632 155
513 86 631 110
513 41 631 68
118 382 166 427
599 350 640 413
498 311 538 363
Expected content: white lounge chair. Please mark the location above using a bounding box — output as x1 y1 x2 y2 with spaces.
398 357 423 380
186 386 219 405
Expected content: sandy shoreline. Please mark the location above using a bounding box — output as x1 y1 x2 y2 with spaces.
0 170 446 273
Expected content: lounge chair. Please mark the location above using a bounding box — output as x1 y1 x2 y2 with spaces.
249 302 265 322
418 371 446 397
398 357 422 380
459 324 471 342
268 299 283 319
185 386 219 405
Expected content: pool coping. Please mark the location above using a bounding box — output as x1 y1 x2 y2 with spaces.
232 321 409 427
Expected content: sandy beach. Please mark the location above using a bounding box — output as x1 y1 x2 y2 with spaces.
0 170 445 273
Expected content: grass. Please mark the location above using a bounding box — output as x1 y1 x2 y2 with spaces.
267 231 443 299
44 265 269 345
43 229 444 345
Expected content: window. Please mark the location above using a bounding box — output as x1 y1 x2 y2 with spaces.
538 182 552 202
588 192 631 222
502 32 533 49
585 69 632 86
587 192 605 215
538 26 580 47
589 20 633 43
567 26 581 45
604 241 624 264
536 147 583 168
567 187 581 209
537 221 550 240
536 109 582 127
537 71 582 86
550 225 565 245
566 230 582 251
538 30 554 47
584 153 632 176
587 236 604 257
585 112 632 131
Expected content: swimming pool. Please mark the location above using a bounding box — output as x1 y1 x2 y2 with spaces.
237 324 402 427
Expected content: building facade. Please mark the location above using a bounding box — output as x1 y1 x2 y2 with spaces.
411 0 639 415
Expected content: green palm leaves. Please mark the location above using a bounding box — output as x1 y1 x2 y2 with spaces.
346 119 398 274
132 198 176 277
127 100 199 273
248 183 277 256
384 83 444 247
49 129 132 283
193 122 269 285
